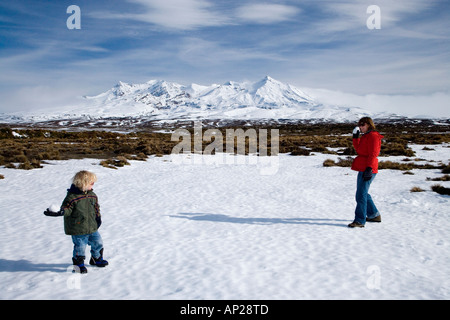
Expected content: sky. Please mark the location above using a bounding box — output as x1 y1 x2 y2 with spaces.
0 0 449 117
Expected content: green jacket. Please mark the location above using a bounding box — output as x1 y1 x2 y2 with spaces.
62 184 101 236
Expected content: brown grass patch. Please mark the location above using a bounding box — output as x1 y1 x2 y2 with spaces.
1 120 448 170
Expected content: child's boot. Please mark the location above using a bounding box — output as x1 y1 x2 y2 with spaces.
72 256 88 274
89 248 109 267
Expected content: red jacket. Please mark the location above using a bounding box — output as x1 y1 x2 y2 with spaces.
351 131 383 173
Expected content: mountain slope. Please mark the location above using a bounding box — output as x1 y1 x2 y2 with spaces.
1 76 384 123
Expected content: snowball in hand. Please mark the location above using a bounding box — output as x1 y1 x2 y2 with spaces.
49 204 60 212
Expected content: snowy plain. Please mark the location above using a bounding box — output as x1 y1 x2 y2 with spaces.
0 144 449 300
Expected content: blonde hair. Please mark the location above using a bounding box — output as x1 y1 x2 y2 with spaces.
357 117 376 131
72 170 97 191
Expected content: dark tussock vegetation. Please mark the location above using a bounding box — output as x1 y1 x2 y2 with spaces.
0 128 174 170
1 120 449 172
431 184 450 196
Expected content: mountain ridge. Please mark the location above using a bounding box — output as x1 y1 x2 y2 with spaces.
1 76 396 124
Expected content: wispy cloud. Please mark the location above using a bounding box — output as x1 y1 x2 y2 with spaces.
235 3 300 24
95 0 302 30
177 37 287 66
95 0 231 30
310 0 444 34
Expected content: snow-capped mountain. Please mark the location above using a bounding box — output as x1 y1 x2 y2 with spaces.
78 76 315 114
1 76 387 124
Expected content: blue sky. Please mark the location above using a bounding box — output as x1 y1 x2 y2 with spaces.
0 0 449 116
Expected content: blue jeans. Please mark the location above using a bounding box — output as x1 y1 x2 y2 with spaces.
71 231 103 259
354 172 380 224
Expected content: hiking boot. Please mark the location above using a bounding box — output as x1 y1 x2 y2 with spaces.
348 221 365 228
367 215 381 222
72 256 88 274
89 248 109 267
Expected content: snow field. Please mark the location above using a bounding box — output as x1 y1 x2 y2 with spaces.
0 144 449 299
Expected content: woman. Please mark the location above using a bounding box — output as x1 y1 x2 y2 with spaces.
348 117 384 228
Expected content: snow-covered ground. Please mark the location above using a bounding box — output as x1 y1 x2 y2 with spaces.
0 144 449 300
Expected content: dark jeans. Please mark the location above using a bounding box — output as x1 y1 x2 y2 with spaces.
354 172 380 224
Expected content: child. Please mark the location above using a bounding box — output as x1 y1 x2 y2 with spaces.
44 170 108 273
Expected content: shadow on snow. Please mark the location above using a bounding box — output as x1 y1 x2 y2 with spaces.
170 212 349 227
0 259 68 273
